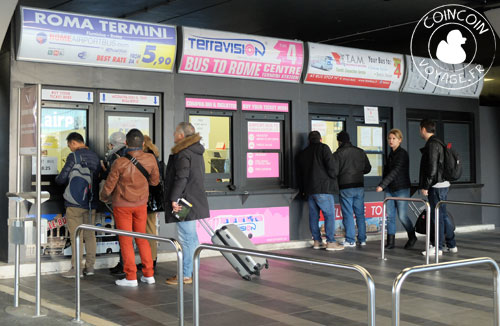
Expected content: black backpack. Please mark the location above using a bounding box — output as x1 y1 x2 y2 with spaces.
441 142 462 182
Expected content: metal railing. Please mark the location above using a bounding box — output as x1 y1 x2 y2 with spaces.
381 197 433 264
392 257 500 326
73 225 184 326
435 200 500 263
193 244 376 326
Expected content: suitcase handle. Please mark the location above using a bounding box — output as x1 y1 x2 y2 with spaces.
198 218 215 236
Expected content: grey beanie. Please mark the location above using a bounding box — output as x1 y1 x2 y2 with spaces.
109 131 126 146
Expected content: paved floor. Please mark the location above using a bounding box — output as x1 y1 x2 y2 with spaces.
1 230 500 325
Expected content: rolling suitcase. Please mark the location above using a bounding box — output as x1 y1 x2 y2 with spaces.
199 219 268 280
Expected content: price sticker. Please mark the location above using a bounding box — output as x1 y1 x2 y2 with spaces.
139 44 176 70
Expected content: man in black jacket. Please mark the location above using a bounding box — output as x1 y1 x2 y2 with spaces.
333 131 371 247
297 131 343 251
164 122 210 285
419 119 457 256
56 132 101 278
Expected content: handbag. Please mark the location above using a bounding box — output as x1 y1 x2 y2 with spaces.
415 209 428 234
125 154 165 212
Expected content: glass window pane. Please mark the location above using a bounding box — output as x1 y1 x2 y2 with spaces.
108 116 150 139
40 108 87 175
444 122 471 182
366 154 383 177
311 120 343 152
189 115 231 182
357 126 383 152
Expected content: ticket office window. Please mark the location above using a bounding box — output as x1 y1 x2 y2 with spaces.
407 110 475 184
188 111 232 188
244 113 285 188
308 104 391 188
309 116 346 153
36 103 90 198
355 120 386 179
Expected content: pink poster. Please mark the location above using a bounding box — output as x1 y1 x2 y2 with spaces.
197 206 290 244
242 101 289 112
185 97 237 110
247 152 279 178
248 121 280 150
319 202 384 236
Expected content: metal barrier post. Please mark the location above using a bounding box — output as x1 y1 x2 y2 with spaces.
434 200 500 264
73 225 184 326
392 257 500 326
193 244 376 326
381 197 431 264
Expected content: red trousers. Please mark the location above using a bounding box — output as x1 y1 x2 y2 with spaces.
114 205 154 280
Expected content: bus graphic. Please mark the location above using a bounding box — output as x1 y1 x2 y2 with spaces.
311 56 334 71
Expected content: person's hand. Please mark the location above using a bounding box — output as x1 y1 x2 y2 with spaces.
100 160 107 171
376 186 383 192
420 189 428 196
172 201 182 212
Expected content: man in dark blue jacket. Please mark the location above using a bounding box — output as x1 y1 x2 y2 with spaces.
56 132 101 278
297 131 343 251
334 131 371 247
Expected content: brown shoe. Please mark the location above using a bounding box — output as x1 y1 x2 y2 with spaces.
165 275 193 285
312 240 323 250
325 242 344 251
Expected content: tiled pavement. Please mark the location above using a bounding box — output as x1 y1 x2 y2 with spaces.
1 230 500 325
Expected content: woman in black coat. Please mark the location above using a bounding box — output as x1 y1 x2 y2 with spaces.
376 129 415 249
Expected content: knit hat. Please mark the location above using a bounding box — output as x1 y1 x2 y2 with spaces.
109 131 126 146
337 131 350 143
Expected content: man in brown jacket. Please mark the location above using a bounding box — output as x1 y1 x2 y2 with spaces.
101 129 159 287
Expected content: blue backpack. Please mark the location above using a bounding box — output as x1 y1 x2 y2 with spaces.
63 152 93 207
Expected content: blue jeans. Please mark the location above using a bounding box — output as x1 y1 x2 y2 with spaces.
308 194 337 243
177 220 199 277
428 187 456 249
386 188 413 235
340 188 366 243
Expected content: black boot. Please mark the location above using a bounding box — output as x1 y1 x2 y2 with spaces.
404 231 417 249
385 234 395 249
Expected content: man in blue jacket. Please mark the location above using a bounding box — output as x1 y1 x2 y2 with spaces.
56 132 101 278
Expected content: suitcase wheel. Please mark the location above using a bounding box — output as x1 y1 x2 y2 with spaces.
253 270 261 277
242 275 252 281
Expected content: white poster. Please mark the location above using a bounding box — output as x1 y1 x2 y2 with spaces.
364 106 379 124
190 116 210 149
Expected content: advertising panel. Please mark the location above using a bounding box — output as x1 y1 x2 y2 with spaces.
196 207 290 244
18 7 176 72
248 121 280 150
319 202 384 237
247 152 279 178
305 43 404 91
402 55 484 98
180 27 304 82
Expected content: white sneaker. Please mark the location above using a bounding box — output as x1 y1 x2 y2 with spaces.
421 245 443 256
140 275 156 284
444 246 458 253
342 241 356 247
115 278 138 287
359 241 367 246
